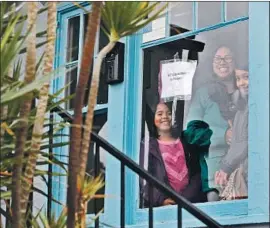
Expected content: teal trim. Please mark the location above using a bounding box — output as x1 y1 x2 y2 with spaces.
57 2 89 14
192 2 198 30
123 33 144 225
136 200 248 224
141 16 248 49
104 67 127 227
248 2 269 218
127 213 269 228
221 2 227 22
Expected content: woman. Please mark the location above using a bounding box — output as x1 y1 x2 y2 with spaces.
185 46 237 201
140 102 212 207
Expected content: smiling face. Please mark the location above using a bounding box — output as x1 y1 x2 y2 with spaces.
235 69 249 98
213 47 235 79
154 103 172 133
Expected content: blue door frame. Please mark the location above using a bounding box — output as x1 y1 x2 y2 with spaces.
53 2 269 227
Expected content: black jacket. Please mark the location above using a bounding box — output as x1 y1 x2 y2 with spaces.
139 136 207 207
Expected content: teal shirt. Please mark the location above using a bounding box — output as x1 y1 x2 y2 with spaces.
186 87 229 158
185 87 230 191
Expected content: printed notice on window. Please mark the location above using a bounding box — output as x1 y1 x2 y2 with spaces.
160 60 197 101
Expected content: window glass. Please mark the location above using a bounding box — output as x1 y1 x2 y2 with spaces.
83 15 109 106
226 2 249 20
139 20 248 208
142 2 167 43
64 13 109 109
65 65 78 109
198 2 221 28
86 112 107 214
169 2 193 33
66 16 80 62
83 57 108 106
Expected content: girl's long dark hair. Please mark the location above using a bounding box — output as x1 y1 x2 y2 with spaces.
146 102 180 139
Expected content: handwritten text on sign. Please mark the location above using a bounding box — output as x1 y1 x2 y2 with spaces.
160 60 197 100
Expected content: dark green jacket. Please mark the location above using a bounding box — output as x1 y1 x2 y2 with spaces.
185 87 230 158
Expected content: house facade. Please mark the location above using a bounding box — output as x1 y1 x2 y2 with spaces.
29 1 270 228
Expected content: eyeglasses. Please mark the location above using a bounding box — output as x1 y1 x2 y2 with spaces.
214 55 233 64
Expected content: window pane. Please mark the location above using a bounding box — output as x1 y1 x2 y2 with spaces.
83 14 109 106
139 21 248 208
226 2 249 20
83 14 109 52
83 13 89 42
66 16 80 62
86 112 107 214
198 2 222 28
65 65 78 110
98 21 110 52
142 2 167 43
169 2 193 35
83 59 108 106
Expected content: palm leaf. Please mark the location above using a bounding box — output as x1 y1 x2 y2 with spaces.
101 2 167 41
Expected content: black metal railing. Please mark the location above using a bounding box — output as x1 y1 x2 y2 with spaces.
50 106 223 228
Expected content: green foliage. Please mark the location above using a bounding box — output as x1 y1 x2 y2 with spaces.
0 2 71 226
30 208 67 228
101 2 168 41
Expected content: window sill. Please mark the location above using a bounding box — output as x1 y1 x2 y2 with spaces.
127 213 269 228
135 199 248 225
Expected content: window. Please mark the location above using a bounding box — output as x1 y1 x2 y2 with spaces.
54 3 110 216
64 11 109 110
139 0 249 211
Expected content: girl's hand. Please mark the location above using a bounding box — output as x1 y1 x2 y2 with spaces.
225 128 233 145
215 170 228 186
163 198 175 206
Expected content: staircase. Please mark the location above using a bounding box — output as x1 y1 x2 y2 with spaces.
50 106 223 228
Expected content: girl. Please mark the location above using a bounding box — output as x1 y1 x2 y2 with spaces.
215 67 249 198
140 102 212 207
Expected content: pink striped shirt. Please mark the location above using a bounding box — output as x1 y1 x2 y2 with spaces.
158 138 189 192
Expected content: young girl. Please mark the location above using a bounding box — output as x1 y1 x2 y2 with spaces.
215 67 249 198
140 102 213 207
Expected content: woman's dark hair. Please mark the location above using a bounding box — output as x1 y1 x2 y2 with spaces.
204 46 238 121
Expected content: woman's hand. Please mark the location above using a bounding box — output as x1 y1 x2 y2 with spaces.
215 170 228 186
163 198 175 206
225 128 232 145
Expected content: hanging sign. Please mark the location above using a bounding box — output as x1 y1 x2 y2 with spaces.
160 60 197 101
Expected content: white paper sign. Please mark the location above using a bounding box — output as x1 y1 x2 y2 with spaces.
160 60 197 100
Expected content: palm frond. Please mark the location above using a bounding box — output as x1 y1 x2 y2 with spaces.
101 2 167 41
